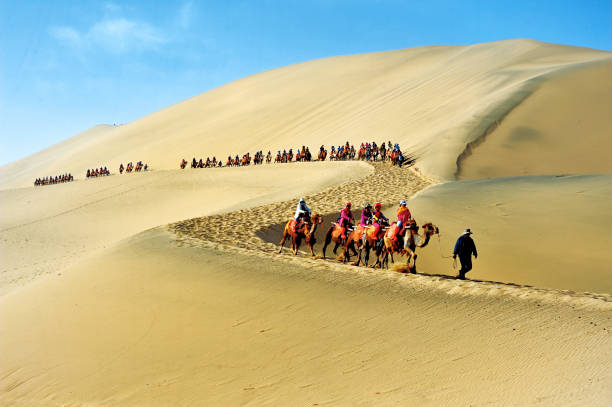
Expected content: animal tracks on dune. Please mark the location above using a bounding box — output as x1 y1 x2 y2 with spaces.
169 162 611 309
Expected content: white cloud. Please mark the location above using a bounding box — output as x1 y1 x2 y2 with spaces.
50 3 196 55
51 17 167 54
90 18 167 52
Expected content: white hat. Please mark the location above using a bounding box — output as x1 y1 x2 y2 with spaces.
462 229 473 235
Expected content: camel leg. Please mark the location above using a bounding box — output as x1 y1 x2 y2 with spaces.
322 230 332 259
278 232 287 254
352 246 362 266
410 253 418 274
333 242 339 255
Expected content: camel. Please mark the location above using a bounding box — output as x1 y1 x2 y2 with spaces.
375 220 439 273
278 213 323 256
342 225 386 266
321 222 357 260
318 150 327 161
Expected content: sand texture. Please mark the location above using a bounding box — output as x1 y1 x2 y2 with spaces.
1 39 611 406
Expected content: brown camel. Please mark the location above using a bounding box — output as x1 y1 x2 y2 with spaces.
278 213 323 256
342 225 386 266
376 220 439 273
321 222 356 260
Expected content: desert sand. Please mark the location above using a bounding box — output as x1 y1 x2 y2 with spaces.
1 39 611 406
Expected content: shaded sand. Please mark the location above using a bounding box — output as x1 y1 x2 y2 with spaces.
458 60 612 179
2 40 611 190
407 174 612 294
0 161 370 295
1 228 610 407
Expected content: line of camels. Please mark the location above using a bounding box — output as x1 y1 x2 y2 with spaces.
279 214 439 273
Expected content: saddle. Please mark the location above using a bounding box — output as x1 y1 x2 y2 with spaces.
289 219 298 235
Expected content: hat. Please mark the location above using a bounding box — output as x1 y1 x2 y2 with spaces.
346 202 352 207
399 200 407 206
462 229 473 235
375 202 382 209
365 203 372 209
300 198 305 203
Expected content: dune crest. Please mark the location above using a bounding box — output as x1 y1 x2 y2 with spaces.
2 39 611 189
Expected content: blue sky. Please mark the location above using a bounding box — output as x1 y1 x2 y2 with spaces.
1 0 611 165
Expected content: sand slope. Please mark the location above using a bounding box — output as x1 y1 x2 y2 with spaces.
1 40 611 190
0 162 370 295
1 228 610 407
458 60 612 179
408 174 612 293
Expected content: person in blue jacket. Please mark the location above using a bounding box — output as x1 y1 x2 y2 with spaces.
453 229 478 280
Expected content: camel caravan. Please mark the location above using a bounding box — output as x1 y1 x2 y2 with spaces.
34 173 74 186
119 161 148 174
280 199 439 274
180 141 412 169
86 167 110 178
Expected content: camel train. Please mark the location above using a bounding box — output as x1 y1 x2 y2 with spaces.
178 140 411 171
280 211 439 274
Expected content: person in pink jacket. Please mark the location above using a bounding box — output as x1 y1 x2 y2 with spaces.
338 202 354 240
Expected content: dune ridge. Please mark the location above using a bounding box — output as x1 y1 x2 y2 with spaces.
2 39 611 190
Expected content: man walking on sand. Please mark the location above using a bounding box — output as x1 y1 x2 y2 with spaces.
453 229 478 280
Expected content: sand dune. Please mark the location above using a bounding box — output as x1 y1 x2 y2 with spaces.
408 174 612 293
1 39 612 406
1 228 610 407
1 40 611 190
0 162 370 295
458 60 612 178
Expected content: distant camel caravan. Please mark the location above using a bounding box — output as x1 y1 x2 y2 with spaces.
284 203 439 274
179 140 413 169
34 173 74 186
119 161 148 174
86 167 110 178
34 141 413 191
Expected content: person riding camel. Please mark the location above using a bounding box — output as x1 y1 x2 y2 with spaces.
338 202 354 240
372 202 389 238
360 203 373 227
395 200 412 241
360 203 374 245
294 197 311 227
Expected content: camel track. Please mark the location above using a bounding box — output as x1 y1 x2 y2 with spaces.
170 162 430 251
169 162 612 309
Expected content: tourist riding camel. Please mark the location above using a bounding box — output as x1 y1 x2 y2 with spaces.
372 202 389 239
294 198 311 227
279 213 322 256
395 200 412 241
339 202 354 240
